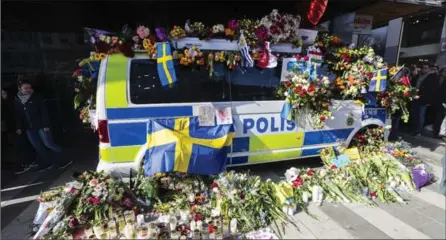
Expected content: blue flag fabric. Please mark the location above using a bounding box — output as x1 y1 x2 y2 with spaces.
156 42 177 87
144 117 235 176
369 69 388 92
280 98 294 122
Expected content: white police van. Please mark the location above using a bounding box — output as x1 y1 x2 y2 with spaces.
94 37 391 176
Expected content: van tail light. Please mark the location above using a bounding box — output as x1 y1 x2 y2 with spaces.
98 120 110 143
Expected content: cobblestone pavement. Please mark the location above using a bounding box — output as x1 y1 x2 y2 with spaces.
1 135 444 239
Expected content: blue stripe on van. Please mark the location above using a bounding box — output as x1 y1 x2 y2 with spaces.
109 122 147 147
231 128 354 153
228 147 323 166
301 147 323 157
230 156 249 165
303 128 354 146
107 106 193 120
232 137 250 153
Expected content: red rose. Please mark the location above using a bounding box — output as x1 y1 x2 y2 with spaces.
320 116 326 121
408 156 413 162
299 89 307 97
370 191 377 198
367 72 374 79
211 182 218 189
307 169 314 176
294 85 303 93
285 81 291 87
303 56 309 61
196 214 202 221
295 55 301 60
404 91 410 97
330 165 337 170
308 84 315 93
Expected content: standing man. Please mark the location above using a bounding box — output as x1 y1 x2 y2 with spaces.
434 67 446 138
14 80 72 172
411 62 440 136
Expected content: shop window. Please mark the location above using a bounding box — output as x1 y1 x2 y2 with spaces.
229 66 281 101
129 59 229 104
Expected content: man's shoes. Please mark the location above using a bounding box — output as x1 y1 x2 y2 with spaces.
37 164 53 172
14 165 31 175
57 160 73 169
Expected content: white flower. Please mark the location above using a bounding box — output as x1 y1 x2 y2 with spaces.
285 167 300 183
92 190 101 197
284 91 289 97
99 35 106 41
319 169 327 178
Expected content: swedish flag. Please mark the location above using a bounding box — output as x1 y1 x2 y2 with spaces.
368 69 388 92
280 98 294 122
156 42 177 87
144 117 235 176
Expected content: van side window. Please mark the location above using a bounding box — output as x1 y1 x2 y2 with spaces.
229 66 281 101
129 59 230 104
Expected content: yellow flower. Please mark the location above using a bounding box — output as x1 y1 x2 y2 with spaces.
99 53 106 60
143 39 151 50
94 53 101 61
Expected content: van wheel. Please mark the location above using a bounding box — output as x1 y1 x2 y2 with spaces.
350 125 385 150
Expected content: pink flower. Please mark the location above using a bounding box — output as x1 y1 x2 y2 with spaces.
227 19 239 30
401 76 411 86
255 26 269 41
111 36 119 44
124 198 133 208
87 197 100 205
136 25 150 39
89 179 99 187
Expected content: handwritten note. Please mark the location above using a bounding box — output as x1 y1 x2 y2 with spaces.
331 154 351 168
198 106 215 126
216 107 233 125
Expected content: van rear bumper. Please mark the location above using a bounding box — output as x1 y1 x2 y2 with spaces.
97 160 138 178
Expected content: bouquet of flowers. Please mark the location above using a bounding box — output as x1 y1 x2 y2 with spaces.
382 141 420 167
259 9 301 43
178 46 205 67
351 127 385 154
33 181 84 239
212 171 292 237
33 187 64 228
72 171 133 225
238 18 261 47
377 67 418 122
170 25 186 39
277 69 333 129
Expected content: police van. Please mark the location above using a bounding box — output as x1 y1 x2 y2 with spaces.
94 38 391 176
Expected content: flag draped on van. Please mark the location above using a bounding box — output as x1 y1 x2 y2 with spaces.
145 117 235 176
156 42 177 87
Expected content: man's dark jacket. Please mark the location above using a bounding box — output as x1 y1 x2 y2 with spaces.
411 73 440 105
14 93 50 130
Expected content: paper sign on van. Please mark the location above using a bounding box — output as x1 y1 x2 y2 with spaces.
352 15 373 34
216 107 233 125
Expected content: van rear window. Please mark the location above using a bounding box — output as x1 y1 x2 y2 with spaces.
129 59 230 104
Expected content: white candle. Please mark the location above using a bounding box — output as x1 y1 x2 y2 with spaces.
230 218 237 234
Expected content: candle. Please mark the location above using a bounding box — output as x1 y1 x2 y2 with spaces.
222 219 230 236
169 216 178 231
230 219 237 234
190 220 197 231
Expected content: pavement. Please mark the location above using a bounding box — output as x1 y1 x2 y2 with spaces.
1 133 445 239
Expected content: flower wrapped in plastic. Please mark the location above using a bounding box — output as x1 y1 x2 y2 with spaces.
33 181 83 239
